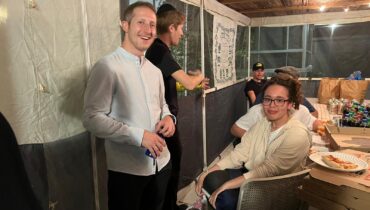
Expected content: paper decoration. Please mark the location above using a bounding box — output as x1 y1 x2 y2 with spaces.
212 15 237 87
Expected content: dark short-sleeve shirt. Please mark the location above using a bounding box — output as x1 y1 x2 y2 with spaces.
146 38 181 116
244 79 267 106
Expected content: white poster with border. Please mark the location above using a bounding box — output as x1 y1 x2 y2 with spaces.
213 15 237 88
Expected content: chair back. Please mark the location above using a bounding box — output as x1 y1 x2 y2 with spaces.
236 169 310 210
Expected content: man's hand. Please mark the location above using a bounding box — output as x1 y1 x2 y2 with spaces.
155 115 175 137
188 69 210 90
141 131 166 158
201 77 210 90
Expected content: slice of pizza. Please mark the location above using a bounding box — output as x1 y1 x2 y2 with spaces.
322 155 358 170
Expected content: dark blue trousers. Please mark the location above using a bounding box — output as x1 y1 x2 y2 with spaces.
203 168 248 210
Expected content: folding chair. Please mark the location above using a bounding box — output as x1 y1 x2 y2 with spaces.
236 169 310 210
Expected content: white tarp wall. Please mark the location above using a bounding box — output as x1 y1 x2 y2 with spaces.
0 1 248 208
0 0 120 144
0 0 250 145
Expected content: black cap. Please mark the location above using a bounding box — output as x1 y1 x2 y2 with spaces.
157 4 176 15
252 62 264 71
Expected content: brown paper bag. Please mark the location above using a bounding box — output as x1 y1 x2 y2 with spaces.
340 80 369 102
317 78 341 104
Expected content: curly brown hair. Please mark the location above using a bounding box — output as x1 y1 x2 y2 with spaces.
262 74 303 109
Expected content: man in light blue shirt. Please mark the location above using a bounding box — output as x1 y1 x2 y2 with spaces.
83 2 175 210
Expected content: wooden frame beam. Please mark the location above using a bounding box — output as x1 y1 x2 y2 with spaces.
218 0 261 4
236 0 370 15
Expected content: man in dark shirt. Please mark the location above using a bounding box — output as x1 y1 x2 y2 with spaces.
146 4 209 210
244 62 267 106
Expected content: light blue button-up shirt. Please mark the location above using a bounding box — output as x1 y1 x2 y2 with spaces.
83 47 172 175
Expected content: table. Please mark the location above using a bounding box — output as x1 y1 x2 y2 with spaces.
307 97 370 153
298 149 370 210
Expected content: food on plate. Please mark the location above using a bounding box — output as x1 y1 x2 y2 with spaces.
309 148 315 155
317 130 325 137
316 121 326 137
322 155 358 169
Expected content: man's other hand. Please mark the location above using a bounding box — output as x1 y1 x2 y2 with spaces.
155 115 175 137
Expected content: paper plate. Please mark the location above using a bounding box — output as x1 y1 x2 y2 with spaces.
309 152 368 172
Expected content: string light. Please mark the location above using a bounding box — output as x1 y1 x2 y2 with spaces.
344 8 349 12
319 5 326 12
0 6 8 24
329 24 338 36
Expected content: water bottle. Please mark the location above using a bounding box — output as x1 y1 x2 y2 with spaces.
145 149 154 158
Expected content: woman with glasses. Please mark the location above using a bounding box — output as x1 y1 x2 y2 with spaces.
195 74 312 210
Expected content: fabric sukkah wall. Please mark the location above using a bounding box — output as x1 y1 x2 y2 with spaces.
0 0 250 209
0 0 120 145
0 0 249 145
0 1 120 208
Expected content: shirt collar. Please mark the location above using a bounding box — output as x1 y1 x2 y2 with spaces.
117 47 146 66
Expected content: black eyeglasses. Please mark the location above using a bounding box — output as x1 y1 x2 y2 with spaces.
262 98 289 106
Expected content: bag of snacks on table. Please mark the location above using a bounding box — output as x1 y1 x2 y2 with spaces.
339 80 368 103
318 78 341 104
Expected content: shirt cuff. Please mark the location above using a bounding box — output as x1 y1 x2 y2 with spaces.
243 170 258 180
129 127 145 146
235 121 248 131
164 114 176 125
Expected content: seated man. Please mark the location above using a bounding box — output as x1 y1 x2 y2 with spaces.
195 74 312 210
244 62 267 106
231 103 322 139
254 66 319 118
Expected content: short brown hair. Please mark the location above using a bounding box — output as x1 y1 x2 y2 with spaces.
262 74 303 109
121 1 155 23
156 10 185 35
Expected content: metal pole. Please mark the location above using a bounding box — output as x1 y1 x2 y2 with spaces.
200 0 207 170
184 4 188 96
248 25 251 78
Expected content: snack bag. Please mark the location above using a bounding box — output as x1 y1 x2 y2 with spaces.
318 78 341 104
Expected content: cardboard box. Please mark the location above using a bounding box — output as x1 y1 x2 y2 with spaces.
299 176 370 210
325 125 370 152
326 125 370 135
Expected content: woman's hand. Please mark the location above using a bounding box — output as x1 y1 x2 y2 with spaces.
209 185 226 209
195 172 208 196
195 165 221 196
208 175 247 209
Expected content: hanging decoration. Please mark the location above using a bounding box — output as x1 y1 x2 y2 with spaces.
212 15 237 87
